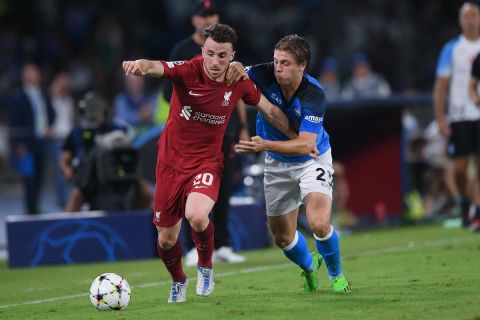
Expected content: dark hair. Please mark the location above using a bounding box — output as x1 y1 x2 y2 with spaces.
203 23 238 49
274 34 311 68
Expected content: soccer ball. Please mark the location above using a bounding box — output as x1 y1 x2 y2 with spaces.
89 273 131 310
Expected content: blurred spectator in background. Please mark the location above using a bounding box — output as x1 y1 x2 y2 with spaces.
49 72 75 209
7 63 55 214
61 93 149 212
163 0 247 266
114 76 155 135
317 57 341 101
341 52 391 100
423 121 460 216
434 1 480 230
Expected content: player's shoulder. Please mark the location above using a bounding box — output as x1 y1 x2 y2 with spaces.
247 62 276 85
164 57 201 75
297 75 326 104
440 35 461 53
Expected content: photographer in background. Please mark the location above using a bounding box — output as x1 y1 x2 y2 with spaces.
60 93 150 212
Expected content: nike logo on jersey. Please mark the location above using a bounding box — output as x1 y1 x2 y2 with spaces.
194 185 208 189
188 90 203 97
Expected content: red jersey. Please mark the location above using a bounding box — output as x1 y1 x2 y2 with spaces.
158 57 261 171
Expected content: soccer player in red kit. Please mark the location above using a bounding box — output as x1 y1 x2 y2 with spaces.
123 24 297 303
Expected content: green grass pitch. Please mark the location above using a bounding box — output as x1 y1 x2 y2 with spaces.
0 224 478 320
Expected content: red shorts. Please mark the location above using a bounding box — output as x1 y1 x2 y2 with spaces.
153 161 223 228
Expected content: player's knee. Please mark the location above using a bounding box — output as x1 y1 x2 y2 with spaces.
271 232 293 249
309 220 331 238
186 214 208 232
157 233 177 250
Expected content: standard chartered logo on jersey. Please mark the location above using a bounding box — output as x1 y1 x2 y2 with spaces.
180 106 226 125
180 106 192 120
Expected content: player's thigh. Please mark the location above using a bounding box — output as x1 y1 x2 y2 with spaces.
264 156 302 216
185 192 215 221
267 208 299 245
153 164 186 228
299 150 334 229
304 192 333 230
184 163 222 220
299 150 334 201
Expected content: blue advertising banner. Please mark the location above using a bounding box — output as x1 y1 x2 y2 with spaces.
6 211 157 268
6 199 270 268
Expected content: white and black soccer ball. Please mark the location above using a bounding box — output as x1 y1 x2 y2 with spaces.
89 273 131 310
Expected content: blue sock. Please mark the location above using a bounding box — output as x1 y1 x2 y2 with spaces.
283 230 313 272
315 226 342 278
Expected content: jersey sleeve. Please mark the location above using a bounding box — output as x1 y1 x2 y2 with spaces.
240 79 261 106
299 88 327 134
247 63 274 92
472 53 480 79
435 39 456 78
160 60 196 83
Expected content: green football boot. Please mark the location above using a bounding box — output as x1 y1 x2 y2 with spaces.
300 252 323 292
330 275 351 293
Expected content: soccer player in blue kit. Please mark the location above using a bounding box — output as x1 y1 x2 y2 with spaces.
236 35 351 293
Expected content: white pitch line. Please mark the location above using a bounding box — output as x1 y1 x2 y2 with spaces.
0 235 477 309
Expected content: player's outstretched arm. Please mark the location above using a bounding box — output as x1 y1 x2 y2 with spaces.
255 94 297 139
236 132 319 159
122 59 165 78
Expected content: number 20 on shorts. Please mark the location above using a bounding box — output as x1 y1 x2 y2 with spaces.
193 173 214 188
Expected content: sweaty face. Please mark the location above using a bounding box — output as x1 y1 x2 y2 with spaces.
273 50 306 87
202 37 235 81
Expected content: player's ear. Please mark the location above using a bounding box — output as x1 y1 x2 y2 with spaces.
230 50 235 62
299 61 307 72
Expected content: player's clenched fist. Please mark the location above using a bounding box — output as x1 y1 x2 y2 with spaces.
122 59 152 76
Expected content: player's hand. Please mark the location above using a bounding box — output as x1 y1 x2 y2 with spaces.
309 145 319 160
226 61 248 86
235 136 265 153
122 60 150 76
438 119 451 137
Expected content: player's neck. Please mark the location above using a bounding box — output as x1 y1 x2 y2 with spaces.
281 77 302 100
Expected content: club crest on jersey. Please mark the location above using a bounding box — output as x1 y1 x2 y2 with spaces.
222 91 232 107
